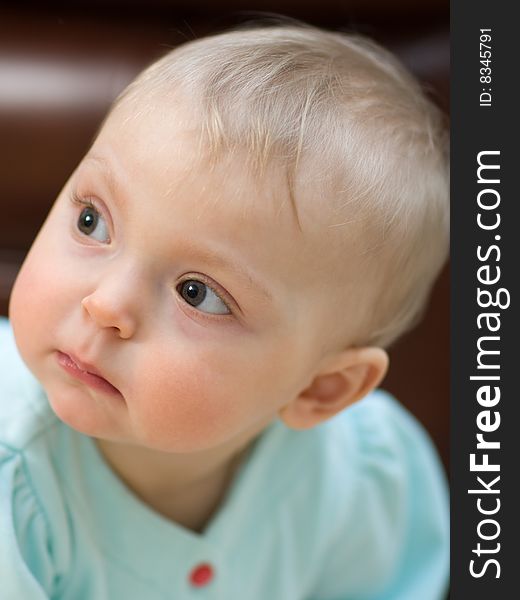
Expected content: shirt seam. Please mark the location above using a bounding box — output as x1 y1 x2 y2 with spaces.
1 442 59 595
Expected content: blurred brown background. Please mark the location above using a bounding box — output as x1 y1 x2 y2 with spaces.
0 1 449 472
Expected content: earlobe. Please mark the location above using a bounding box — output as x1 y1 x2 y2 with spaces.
279 347 389 430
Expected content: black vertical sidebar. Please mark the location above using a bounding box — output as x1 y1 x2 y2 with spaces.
451 1 518 597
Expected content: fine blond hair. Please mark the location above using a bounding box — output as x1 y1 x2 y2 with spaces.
112 23 449 349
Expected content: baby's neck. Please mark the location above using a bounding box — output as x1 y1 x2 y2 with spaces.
94 435 255 534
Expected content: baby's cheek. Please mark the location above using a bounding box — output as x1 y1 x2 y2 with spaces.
130 351 242 452
10 256 48 361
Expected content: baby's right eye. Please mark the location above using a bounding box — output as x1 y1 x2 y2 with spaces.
177 279 231 316
72 196 111 244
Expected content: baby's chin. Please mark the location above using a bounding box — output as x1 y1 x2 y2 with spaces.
44 382 127 441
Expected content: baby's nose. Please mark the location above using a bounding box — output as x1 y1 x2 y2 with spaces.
81 275 140 339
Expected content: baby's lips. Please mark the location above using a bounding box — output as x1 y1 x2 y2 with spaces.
58 350 121 394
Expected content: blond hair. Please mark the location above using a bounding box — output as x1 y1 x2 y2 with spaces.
113 23 449 348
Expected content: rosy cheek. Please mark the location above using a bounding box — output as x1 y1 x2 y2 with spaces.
128 356 218 451
128 349 246 451
10 258 43 352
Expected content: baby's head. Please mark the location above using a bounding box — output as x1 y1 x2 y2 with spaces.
9 25 448 456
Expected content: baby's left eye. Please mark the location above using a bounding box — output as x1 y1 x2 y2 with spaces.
177 280 231 315
76 205 110 243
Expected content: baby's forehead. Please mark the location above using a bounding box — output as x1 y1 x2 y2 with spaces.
99 99 332 227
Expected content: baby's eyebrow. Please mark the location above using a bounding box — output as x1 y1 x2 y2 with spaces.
182 242 274 305
83 153 120 196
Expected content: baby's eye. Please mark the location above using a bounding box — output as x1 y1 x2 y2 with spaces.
77 205 110 243
177 280 231 315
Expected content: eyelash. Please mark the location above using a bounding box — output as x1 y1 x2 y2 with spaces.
71 190 96 211
70 190 235 319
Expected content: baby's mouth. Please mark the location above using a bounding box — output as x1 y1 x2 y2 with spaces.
56 351 122 397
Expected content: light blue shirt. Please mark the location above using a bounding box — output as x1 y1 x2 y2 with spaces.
0 317 449 599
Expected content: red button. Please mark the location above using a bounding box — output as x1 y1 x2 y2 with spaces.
189 563 214 587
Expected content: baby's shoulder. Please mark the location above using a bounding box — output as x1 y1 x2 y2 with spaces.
319 389 446 491
299 391 449 598
294 389 448 525
331 388 437 455
254 389 444 520
0 319 72 596
0 317 56 451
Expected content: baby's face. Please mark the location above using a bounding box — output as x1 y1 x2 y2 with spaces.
9 100 348 454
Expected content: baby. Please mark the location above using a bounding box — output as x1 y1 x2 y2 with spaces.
1 23 449 599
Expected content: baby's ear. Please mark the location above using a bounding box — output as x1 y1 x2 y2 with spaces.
278 347 389 430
